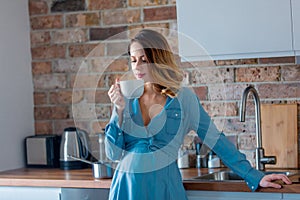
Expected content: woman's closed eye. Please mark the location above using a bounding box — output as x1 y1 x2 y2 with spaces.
131 59 148 63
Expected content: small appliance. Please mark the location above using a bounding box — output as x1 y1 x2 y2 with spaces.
25 135 61 168
59 127 89 170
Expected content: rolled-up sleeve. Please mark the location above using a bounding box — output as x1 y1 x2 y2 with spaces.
182 88 264 191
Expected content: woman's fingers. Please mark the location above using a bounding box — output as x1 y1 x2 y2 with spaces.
259 174 292 189
107 78 125 110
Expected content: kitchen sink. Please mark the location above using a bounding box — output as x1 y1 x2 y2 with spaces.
186 170 294 182
188 170 244 182
263 170 293 176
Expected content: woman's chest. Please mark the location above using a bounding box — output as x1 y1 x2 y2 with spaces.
138 95 167 126
123 99 185 140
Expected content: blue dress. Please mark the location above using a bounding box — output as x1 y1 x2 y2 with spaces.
105 87 264 200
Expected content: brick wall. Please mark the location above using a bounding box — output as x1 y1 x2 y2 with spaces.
28 0 299 165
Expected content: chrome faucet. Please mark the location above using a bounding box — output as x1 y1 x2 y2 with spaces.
239 85 276 171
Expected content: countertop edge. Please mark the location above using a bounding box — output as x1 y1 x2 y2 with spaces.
0 178 112 189
0 168 299 193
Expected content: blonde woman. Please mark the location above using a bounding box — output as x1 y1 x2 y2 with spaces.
105 29 291 200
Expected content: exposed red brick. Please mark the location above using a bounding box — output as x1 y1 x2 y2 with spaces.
192 86 208 101
50 90 84 104
106 41 129 56
90 26 128 41
88 0 125 10
258 83 300 99
213 118 256 134
33 74 67 89
30 31 51 47
238 134 256 150
128 23 170 38
52 29 87 44
103 9 140 25
34 92 47 105
106 73 124 87
34 106 69 120
208 84 247 101
95 105 111 119
180 60 216 68
70 74 104 89
51 0 85 12
190 68 234 84
29 0 48 15
216 59 258 66
202 102 238 117
90 58 129 73
236 66 280 82
66 12 100 27
31 45 66 59
68 43 104 57
32 61 52 75
35 121 53 134
129 0 168 7
85 90 110 104
30 15 63 30
259 56 295 64
71 103 96 120
281 65 300 81
52 59 86 73
144 6 177 21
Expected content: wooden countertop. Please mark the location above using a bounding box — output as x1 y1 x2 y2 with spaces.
0 168 111 189
0 167 299 193
181 168 300 193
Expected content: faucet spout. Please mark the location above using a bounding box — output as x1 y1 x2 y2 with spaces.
239 85 276 171
239 85 262 148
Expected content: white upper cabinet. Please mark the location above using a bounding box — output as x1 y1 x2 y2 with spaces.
292 0 300 54
176 0 294 61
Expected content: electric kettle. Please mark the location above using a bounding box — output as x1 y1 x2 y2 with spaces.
59 127 89 170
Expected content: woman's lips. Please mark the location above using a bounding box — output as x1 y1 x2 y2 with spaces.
136 73 144 79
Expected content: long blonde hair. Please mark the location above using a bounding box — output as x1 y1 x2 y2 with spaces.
128 29 183 98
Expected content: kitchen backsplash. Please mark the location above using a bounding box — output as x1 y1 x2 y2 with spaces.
28 0 299 167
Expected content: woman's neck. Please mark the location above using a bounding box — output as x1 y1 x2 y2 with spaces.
139 82 167 126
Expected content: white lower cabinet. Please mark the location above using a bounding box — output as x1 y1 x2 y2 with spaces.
186 191 282 200
0 187 61 200
0 187 110 200
283 193 300 199
60 188 110 200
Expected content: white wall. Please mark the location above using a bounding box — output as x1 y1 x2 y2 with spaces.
0 0 34 171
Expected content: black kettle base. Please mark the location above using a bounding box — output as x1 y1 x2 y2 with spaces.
60 161 89 170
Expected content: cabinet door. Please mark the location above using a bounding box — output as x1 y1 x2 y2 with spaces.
292 0 300 54
61 188 110 200
283 193 300 199
186 191 282 200
0 187 61 200
176 0 293 61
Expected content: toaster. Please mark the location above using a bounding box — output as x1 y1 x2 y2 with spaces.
25 135 61 168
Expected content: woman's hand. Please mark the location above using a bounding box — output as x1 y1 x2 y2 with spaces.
108 79 125 112
259 174 292 189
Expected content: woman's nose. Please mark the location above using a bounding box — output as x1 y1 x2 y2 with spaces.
135 59 144 69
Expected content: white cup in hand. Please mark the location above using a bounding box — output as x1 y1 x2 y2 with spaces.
119 79 144 99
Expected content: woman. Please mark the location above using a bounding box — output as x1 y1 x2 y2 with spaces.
105 29 291 200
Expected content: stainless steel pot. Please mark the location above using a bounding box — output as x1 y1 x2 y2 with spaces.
68 155 117 179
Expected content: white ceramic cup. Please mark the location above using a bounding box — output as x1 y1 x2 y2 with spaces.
119 79 144 99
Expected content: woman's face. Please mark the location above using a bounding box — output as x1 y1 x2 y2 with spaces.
129 42 153 83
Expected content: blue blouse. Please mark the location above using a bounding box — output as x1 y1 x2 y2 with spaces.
105 87 264 200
